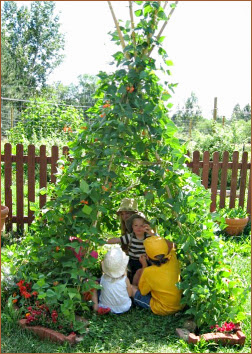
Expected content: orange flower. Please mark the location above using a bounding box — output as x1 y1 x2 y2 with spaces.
94 138 98 142
68 127 72 132
102 186 108 191
59 217 63 221
100 114 105 118
129 86 134 93
55 246 60 252
80 200 88 204
108 182 112 188
63 126 68 132
26 313 30 318
72 215 77 219
53 281 59 286
12 292 17 297
81 126 87 130
12 299 18 303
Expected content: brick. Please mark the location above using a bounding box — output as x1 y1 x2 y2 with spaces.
19 319 76 344
188 333 200 344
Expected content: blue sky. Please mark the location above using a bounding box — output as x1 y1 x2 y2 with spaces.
15 1 252 119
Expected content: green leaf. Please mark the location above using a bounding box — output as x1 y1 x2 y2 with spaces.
80 180 89 193
82 205 92 215
46 289 56 297
158 36 166 43
135 9 142 16
165 60 174 66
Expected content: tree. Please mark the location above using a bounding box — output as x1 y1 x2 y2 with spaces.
49 74 98 107
1 1 65 98
171 92 203 137
231 103 251 121
14 1 247 331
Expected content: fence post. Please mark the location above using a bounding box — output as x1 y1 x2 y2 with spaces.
213 97 217 121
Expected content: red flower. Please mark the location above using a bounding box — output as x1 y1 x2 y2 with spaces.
23 291 31 299
17 280 25 287
32 291 38 296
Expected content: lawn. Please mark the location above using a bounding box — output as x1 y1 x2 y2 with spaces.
1 231 251 353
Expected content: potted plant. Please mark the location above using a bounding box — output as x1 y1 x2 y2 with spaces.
219 207 249 236
1 205 9 231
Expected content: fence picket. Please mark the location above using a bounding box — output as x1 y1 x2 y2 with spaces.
202 151 210 188
39 145 47 209
210 152 219 212
51 146 59 183
219 151 229 208
192 150 200 175
247 168 251 215
4 143 12 231
28 145 36 224
16 144 24 231
229 151 239 208
239 151 248 209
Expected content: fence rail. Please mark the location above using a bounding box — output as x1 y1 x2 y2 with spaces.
1 143 251 231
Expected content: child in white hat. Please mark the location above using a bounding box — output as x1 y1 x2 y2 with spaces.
91 246 132 314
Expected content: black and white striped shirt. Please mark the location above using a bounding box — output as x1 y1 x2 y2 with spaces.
120 232 151 260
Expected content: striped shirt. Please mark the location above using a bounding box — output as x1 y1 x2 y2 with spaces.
120 232 151 260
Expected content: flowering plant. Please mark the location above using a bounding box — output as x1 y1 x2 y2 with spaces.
11 279 38 310
210 322 236 333
24 302 75 336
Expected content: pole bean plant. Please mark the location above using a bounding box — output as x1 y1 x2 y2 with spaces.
12 1 248 332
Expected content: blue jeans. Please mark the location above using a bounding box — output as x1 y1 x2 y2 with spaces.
134 290 151 309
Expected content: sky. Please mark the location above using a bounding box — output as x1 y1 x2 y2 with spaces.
16 1 251 119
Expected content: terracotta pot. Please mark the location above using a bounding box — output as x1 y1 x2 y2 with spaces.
225 217 249 236
1 205 9 231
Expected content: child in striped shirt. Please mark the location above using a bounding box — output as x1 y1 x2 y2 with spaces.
107 212 156 283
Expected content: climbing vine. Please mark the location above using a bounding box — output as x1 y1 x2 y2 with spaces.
14 1 247 330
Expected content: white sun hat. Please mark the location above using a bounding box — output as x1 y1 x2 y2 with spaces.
102 246 129 278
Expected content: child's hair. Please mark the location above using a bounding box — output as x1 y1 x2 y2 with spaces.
148 254 169 266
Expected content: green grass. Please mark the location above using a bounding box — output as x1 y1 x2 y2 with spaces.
1 233 251 353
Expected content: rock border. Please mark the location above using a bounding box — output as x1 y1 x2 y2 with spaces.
19 319 77 344
176 327 246 346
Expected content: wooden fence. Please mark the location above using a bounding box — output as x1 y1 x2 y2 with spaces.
1 143 251 231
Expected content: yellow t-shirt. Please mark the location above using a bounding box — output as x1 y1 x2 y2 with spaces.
138 249 182 315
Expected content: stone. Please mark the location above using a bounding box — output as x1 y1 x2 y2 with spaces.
175 328 190 341
183 319 197 332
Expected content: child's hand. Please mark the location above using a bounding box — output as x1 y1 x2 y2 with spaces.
139 254 148 268
142 224 155 235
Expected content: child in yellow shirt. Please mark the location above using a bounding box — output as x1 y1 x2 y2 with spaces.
132 236 182 315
